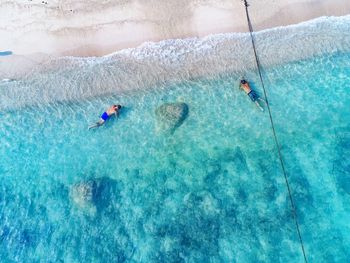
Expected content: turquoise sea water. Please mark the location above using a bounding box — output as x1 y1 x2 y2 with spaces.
0 50 349 262
1 15 350 262
0 51 12 56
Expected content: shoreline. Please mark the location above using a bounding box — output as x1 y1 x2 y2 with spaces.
1 14 349 80
0 0 349 58
1 15 349 111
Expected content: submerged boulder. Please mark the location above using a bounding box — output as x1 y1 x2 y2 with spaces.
70 179 97 212
155 102 189 133
70 177 121 214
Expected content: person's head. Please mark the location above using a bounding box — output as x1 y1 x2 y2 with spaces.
114 104 122 110
240 79 247 85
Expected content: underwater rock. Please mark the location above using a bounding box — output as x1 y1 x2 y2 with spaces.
333 127 350 194
70 177 121 214
155 102 189 133
70 179 97 211
183 190 220 217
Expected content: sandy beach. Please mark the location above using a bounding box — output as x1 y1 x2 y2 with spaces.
0 0 349 58
0 0 349 79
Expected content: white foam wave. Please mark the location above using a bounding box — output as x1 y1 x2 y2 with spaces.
1 79 14 83
1 15 349 111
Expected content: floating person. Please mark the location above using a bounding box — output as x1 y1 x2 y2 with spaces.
88 104 122 129
239 79 265 111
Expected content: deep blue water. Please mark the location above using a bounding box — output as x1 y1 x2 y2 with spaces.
0 50 349 262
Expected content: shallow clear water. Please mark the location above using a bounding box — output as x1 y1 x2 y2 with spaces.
0 51 12 56
0 50 349 262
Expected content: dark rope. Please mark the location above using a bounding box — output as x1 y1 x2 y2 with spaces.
242 1 308 262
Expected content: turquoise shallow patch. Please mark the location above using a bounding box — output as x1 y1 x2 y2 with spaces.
0 51 12 56
0 52 349 262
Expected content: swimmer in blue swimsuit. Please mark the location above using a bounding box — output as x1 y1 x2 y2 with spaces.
239 79 265 111
89 104 122 129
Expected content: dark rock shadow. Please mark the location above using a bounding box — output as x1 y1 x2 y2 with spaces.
333 126 350 195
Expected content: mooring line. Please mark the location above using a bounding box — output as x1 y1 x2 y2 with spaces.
242 1 308 262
